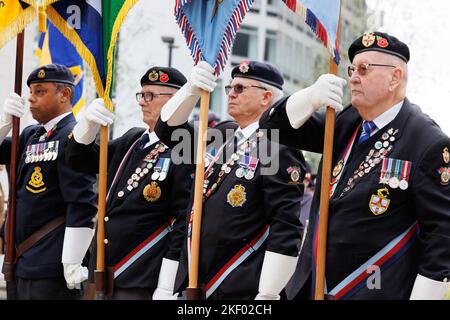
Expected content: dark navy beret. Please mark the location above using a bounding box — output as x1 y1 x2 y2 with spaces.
348 31 410 63
27 64 75 87
140 66 187 89
231 61 284 90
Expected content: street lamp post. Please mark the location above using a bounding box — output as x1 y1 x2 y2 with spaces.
161 36 178 67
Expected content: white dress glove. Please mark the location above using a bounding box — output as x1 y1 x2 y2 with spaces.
152 258 179 300
62 227 95 290
63 263 89 290
72 98 115 145
255 251 299 300
0 93 26 145
160 61 217 126
286 74 347 129
410 274 450 300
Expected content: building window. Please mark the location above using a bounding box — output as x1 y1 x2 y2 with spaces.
232 26 258 59
264 30 278 64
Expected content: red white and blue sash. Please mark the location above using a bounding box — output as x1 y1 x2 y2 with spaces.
204 225 270 299
113 219 175 279
311 219 419 299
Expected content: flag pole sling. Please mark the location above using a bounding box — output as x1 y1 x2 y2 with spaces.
315 6 342 300
2 32 24 284
94 125 108 299
186 90 210 300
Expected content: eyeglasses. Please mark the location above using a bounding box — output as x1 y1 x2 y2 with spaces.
225 84 267 95
135 91 174 102
347 63 396 77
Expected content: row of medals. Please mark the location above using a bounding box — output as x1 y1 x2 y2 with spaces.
203 132 263 197
117 143 168 198
342 128 399 194
25 143 58 163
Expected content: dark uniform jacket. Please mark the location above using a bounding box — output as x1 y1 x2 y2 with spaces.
0 113 97 279
155 118 305 299
260 98 450 300
66 127 193 290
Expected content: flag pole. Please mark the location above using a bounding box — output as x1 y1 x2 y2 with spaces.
314 6 342 300
186 89 210 300
2 31 25 298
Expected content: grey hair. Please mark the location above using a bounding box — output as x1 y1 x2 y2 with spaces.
258 81 284 106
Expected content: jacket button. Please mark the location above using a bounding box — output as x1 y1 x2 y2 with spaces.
104 216 109 222
104 239 109 244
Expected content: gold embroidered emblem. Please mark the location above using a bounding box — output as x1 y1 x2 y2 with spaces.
443 147 449 164
227 184 246 207
143 182 161 202
26 166 46 194
332 160 344 177
37 69 46 79
362 32 376 47
369 187 390 215
149 71 158 82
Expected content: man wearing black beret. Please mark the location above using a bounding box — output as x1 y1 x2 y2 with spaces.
66 66 193 300
154 60 308 300
260 31 450 299
0 64 97 299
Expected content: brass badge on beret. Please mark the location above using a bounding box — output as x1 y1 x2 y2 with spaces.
443 147 449 164
227 184 246 207
143 181 161 202
239 61 250 73
362 32 376 47
26 166 46 194
37 69 46 79
149 71 158 82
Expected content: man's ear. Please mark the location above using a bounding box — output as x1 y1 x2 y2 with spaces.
389 68 403 92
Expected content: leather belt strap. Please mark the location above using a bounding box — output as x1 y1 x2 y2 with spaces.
15 215 66 259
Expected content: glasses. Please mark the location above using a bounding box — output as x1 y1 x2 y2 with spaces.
347 63 396 77
225 84 267 95
135 91 174 102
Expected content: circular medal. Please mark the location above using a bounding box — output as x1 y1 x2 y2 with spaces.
43 152 49 161
151 171 160 180
136 168 142 174
127 179 133 185
158 172 167 181
117 191 124 197
236 167 245 178
52 152 58 160
383 141 390 148
388 177 400 189
389 136 396 142
221 164 228 171
132 181 139 188
399 179 409 190
132 174 138 180
364 168 371 174
245 170 255 180
147 163 153 169
375 141 383 150
231 153 239 161
25 156 30 164
143 168 149 174
382 133 389 140
139 172 144 177
38 153 44 162
224 166 231 174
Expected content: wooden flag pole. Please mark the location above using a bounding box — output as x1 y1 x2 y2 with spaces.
2 32 25 288
314 9 342 300
94 124 109 300
186 89 210 300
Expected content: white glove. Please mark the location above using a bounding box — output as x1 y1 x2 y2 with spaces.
0 93 26 145
152 258 179 300
63 263 88 290
72 98 115 145
255 251 299 300
410 274 450 300
62 227 95 290
286 74 347 129
160 61 217 126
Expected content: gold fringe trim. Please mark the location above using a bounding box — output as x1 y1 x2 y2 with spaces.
103 0 139 111
0 6 36 49
46 5 105 98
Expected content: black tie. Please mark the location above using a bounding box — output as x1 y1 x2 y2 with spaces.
134 134 150 152
33 126 47 140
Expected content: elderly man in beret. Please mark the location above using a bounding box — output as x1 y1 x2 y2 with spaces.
0 64 97 299
65 67 193 300
260 31 450 300
154 61 311 300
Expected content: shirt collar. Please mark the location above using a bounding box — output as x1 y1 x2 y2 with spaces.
371 100 404 131
235 121 259 143
43 111 72 132
143 130 160 149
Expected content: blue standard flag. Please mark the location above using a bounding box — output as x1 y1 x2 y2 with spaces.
37 19 85 115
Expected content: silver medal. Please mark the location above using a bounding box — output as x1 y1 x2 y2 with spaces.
245 170 254 180
158 172 167 181
236 167 245 178
151 171 160 180
388 177 400 189
399 180 409 190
